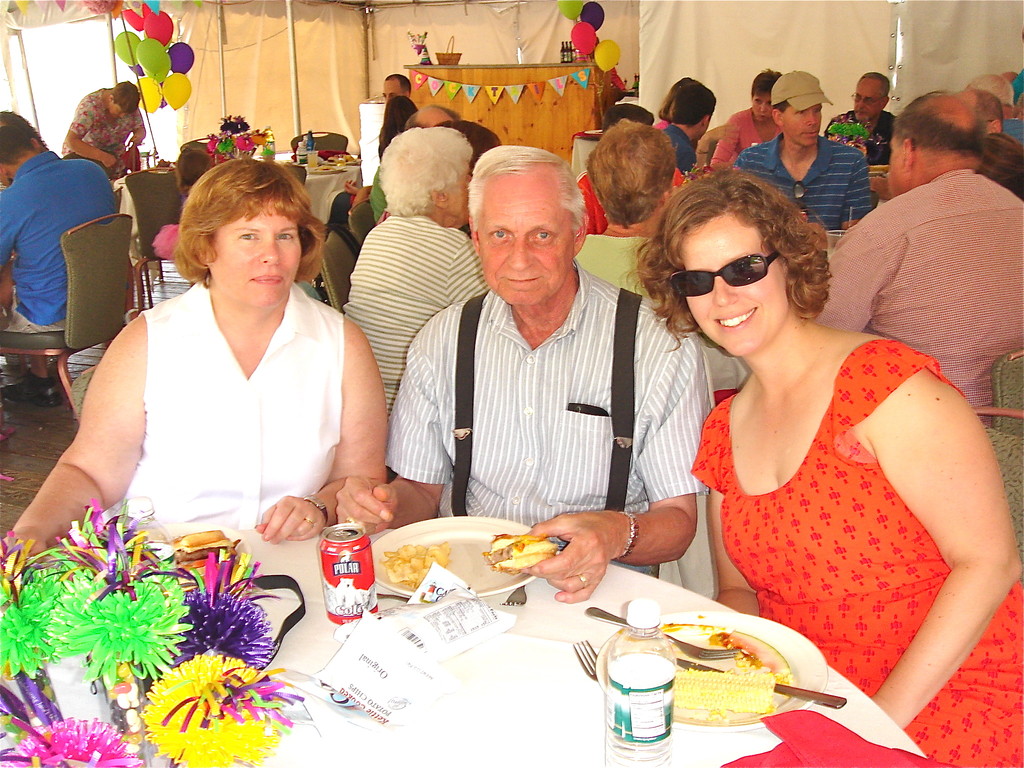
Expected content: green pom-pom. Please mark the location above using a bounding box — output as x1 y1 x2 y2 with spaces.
0 576 62 676
50 575 192 687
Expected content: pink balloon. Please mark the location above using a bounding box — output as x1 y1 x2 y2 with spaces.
122 8 144 31
571 21 597 56
143 10 173 46
580 2 605 31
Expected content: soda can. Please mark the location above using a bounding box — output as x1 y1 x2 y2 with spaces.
319 524 377 625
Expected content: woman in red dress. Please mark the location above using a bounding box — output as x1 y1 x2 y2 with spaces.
637 170 1022 766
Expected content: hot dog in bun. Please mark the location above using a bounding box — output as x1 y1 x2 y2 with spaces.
483 534 558 574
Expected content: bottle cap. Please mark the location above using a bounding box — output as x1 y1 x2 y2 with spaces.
625 598 661 629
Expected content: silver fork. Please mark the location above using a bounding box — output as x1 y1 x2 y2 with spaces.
501 584 528 606
585 607 737 661
573 640 598 681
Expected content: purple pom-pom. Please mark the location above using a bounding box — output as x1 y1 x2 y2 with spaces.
174 592 275 669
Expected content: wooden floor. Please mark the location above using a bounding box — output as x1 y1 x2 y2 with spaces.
0 267 189 535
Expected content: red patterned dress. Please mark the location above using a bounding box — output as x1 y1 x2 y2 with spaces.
693 339 1022 766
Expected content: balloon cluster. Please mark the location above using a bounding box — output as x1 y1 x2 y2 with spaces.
558 1 620 72
114 4 195 112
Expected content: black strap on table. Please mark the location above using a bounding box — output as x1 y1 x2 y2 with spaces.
605 289 642 511
451 293 487 516
253 573 306 667
450 289 640 516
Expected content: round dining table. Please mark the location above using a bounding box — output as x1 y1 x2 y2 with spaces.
49 528 923 767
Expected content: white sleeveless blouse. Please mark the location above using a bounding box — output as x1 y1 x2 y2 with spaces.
125 284 346 529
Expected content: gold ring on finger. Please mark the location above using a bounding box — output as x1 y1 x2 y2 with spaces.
303 516 315 526
577 573 588 586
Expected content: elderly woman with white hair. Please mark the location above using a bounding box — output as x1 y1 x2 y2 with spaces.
344 127 487 410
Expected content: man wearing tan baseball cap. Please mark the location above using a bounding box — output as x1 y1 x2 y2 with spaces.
736 70 871 230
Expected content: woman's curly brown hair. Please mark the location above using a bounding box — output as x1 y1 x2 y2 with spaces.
637 170 829 338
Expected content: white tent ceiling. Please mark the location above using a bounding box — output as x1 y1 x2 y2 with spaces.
3 0 1022 161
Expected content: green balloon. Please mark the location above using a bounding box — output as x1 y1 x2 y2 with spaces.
136 37 171 83
558 0 584 20
114 31 141 66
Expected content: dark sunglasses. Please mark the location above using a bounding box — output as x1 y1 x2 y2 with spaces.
670 252 780 298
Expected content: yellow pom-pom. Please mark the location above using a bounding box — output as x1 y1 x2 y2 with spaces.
143 655 283 768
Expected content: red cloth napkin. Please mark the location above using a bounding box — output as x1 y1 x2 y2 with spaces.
725 711 950 768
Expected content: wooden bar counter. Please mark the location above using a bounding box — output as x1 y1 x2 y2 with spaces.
407 63 614 161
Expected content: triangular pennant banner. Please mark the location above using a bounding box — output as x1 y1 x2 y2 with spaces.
55 0 67 9
444 81 463 101
528 82 546 102
570 68 591 90
412 71 429 90
485 85 504 105
428 77 444 96
14 0 29 12
548 76 567 97
504 84 525 104
463 84 481 103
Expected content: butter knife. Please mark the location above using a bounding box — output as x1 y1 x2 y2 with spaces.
675 657 847 709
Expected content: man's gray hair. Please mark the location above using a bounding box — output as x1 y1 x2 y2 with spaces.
966 74 1013 106
406 104 460 129
468 145 585 230
380 127 472 217
859 72 891 97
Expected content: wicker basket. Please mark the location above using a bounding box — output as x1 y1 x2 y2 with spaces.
435 36 462 65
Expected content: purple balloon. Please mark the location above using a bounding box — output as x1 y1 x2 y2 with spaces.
580 1 604 30
168 42 195 75
129 64 144 77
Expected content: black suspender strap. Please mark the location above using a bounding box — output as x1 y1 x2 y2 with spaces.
451 293 487 517
605 289 642 511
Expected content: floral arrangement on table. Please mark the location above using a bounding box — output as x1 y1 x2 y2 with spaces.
206 116 271 163
825 114 870 155
0 504 300 768
407 31 431 65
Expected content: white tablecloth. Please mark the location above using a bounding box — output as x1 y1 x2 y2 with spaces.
50 530 922 767
303 165 361 223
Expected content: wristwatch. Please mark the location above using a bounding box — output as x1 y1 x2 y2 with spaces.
302 495 329 525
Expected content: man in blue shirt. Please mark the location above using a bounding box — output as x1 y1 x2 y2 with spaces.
0 121 115 406
736 71 871 231
662 79 716 174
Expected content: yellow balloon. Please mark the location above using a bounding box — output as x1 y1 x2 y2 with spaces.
162 72 192 110
594 38 620 72
138 76 162 113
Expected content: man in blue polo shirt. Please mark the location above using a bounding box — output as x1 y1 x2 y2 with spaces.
0 121 115 406
736 71 871 231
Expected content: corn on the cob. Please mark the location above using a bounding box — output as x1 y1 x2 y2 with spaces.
673 668 776 718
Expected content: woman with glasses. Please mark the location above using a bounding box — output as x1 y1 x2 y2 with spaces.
638 170 1021 767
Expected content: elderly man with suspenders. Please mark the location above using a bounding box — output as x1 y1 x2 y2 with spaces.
338 146 709 603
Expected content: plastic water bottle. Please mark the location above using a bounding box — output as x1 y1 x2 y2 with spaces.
305 130 317 168
262 127 276 159
297 134 308 166
605 599 675 766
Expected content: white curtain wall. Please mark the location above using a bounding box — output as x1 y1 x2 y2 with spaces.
639 0 1024 132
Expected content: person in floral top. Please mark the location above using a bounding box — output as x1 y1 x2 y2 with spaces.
62 82 145 179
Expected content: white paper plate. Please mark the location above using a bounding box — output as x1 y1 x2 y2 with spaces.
597 610 828 731
372 517 535 597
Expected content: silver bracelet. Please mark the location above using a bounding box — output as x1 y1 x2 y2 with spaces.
302 495 329 525
620 511 638 559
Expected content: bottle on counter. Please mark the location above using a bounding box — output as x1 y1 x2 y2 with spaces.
305 130 318 168
262 127 276 159
605 598 675 767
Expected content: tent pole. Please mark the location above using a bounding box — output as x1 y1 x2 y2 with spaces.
106 13 117 84
217 1 227 116
285 0 301 138
362 4 371 100
14 30 39 131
